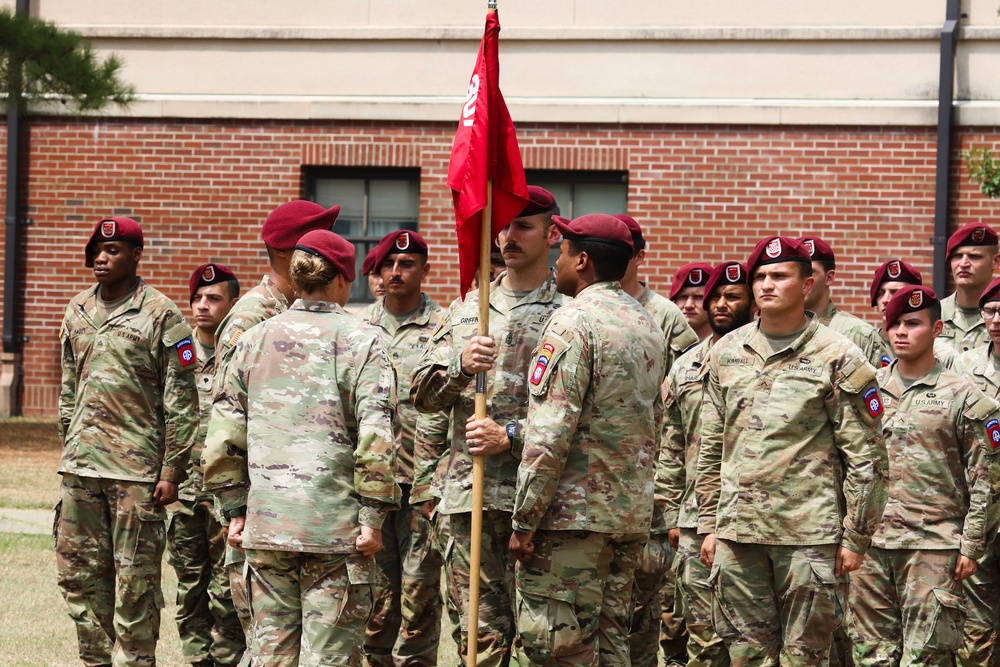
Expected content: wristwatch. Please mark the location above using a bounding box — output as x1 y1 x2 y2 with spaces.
506 421 518 448
223 505 247 520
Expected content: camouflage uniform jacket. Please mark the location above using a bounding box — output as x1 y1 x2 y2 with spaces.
410 270 563 515
953 343 1000 529
178 335 216 501
658 336 713 533
635 284 700 371
202 299 401 554
818 301 889 369
939 293 990 353
59 279 199 484
410 411 452 505
696 318 889 553
875 361 1000 560
512 281 668 534
357 293 447 486
214 274 289 384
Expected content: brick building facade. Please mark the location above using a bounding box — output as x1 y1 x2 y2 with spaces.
2 117 997 415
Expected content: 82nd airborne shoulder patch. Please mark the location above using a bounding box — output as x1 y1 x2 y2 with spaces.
987 419 1000 449
864 386 883 419
530 342 555 385
176 337 197 367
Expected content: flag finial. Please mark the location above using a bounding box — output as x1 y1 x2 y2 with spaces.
488 0 497 9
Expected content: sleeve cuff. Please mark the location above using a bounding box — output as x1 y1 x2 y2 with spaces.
511 517 536 533
447 353 475 385
359 504 390 529
214 487 249 512
159 465 187 485
839 526 872 555
960 537 985 562
409 484 435 505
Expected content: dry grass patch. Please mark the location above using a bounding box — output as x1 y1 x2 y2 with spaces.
0 418 62 509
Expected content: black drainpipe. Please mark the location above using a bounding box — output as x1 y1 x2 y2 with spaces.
932 0 961 295
2 0 30 415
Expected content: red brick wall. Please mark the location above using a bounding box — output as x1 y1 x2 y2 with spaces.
2 118 998 416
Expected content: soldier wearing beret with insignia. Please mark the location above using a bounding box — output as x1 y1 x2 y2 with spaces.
357 230 448 666
697 236 889 667
848 286 1000 666
671 262 715 341
364 247 387 300
952 275 1000 667
55 217 201 667
510 214 668 666
799 236 888 368
659 260 757 667
939 222 1000 354
211 199 340 648
165 263 244 667
410 185 564 667
203 229 400 667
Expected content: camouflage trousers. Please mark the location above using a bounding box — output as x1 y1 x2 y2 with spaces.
245 548 375 667
848 548 966 666
674 528 729 667
365 485 443 667
515 529 646 667
658 553 689 665
957 537 1000 667
431 509 463 651
54 474 166 667
628 534 683 667
166 497 246 665
711 540 847 667
444 509 517 667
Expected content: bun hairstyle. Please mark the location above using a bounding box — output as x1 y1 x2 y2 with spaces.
290 249 339 293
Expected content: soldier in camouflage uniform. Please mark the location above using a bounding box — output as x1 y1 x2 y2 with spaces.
203 230 400 667
939 222 1000 354
55 217 200 667
410 186 564 667
614 214 697 666
166 263 245 667
660 260 756 667
697 236 889 667
799 236 888 369
510 214 667 666
849 285 1000 665
211 199 341 653
952 275 1000 667
670 262 714 341
357 230 447 666
364 247 387 300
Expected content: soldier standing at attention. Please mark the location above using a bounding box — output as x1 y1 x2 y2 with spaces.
55 217 200 667
203 229 400 667
799 236 887 368
939 222 1000 354
849 285 999 665
953 275 1000 667
697 236 889 667
670 262 714 341
410 185 564 667
364 247 387 300
614 213 696 666
509 214 667 666
870 259 924 367
358 230 447 666
167 263 244 667
660 260 756 667
212 198 341 651
510 215 666 665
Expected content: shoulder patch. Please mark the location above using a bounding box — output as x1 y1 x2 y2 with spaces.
880 354 892 368
528 333 570 395
226 328 245 349
986 419 1000 450
863 386 883 419
175 337 197 367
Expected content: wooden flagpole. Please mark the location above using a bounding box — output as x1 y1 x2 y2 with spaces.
467 179 493 667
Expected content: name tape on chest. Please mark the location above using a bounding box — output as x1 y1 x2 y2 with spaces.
864 386 883 419
176 337 197 367
987 419 1000 449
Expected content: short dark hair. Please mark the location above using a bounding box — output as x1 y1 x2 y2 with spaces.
815 258 835 273
224 278 240 301
565 236 632 282
797 261 812 279
927 299 943 323
630 233 646 255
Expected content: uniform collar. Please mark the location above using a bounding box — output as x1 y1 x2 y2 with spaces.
882 359 944 397
291 299 345 314
742 313 819 359
364 292 437 329
488 268 560 314
261 274 290 310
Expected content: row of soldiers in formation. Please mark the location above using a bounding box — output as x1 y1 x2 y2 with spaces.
51 185 1000 667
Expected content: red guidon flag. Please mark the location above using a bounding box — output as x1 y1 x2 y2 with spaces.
447 10 529 297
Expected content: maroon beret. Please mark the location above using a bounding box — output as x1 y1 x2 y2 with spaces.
747 236 812 277
85 217 144 267
518 186 558 217
552 214 633 252
980 276 1000 308
294 230 356 282
370 230 428 273
869 259 922 306
189 263 238 302
798 236 836 266
669 262 714 300
362 248 378 276
261 200 340 250
612 214 643 239
702 261 749 311
947 222 999 258
885 285 939 328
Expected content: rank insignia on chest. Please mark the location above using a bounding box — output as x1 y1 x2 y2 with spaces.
864 387 883 419
987 419 1000 449
176 337 197 367
530 342 555 386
